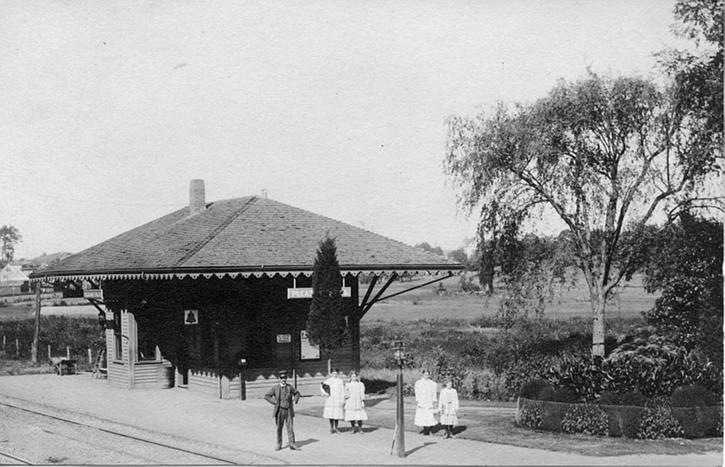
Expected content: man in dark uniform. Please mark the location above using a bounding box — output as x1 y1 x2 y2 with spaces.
264 371 301 451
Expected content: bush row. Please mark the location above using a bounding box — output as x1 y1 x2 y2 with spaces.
517 381 722 439
360 316 645 401
517 397 722 439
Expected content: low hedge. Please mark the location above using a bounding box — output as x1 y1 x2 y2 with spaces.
517 397 722 439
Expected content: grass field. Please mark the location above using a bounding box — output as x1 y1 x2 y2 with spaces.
363 273 656 322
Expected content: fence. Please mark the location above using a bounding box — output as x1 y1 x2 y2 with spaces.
517 397 723 439
0 316 105 372
0 336 104 372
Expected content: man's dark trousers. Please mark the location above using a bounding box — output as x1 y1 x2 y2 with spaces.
275 407 295 449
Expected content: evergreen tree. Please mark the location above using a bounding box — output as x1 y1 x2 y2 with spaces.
307 236 347 353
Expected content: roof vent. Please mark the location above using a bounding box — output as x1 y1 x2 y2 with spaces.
189 179 206 215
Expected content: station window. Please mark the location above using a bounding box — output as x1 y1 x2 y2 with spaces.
113 311 122 360
137 328 158 361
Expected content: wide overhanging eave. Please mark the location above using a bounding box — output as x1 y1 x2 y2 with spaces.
29 263 464 282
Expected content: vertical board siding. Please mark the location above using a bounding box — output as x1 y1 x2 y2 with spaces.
121 310 130 362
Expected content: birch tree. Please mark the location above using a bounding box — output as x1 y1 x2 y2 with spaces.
444 73 722 356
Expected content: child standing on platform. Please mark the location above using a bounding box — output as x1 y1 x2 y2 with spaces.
438 377 459 439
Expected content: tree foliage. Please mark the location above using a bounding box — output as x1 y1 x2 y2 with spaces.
659 0 723 162
642 213 723 369
0 225 21 265
445 70 722 356
414 242 444 257
307 236 348 353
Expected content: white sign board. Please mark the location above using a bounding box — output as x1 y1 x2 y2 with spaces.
184 309 199 325
276 333 292 344
300 330 320 360
287 287 351 299
84 289 104 300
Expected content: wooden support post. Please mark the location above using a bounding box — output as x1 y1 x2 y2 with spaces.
2 335 5 350
48 344 51 361
32 284 41 363
15 338 19 357
88 348 92 365
66 346 70 359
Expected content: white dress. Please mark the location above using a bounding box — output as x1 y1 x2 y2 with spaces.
343 381 368 421
321 376 345 420
438 387 459 425
414 378 438 427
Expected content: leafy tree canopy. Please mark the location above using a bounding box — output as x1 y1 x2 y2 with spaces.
642 212 723 369
0 225 21 265
444 71 722 356
414 242 444 257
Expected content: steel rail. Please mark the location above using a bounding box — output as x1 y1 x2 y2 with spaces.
0 448 32 465
0 401 236 465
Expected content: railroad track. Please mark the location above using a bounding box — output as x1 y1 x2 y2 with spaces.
0 448 32 465
0 401 238 465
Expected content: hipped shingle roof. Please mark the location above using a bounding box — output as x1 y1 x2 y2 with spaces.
31 196 461 281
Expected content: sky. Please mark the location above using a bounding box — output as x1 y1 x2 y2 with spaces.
0 0 688 259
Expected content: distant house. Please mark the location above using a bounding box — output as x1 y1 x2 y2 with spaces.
0 263 31 295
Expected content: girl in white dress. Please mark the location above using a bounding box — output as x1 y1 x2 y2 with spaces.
414 369 438 435
343 371 368 433
321 369 345 433
438 377 459 438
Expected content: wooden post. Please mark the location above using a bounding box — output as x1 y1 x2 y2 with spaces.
66 346 70 359
32 284 41 363
88 348 92 365
15 338 19 357
47 344 51 361
3 335 5 350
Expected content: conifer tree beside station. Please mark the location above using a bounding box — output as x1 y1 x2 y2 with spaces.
307 236 348 353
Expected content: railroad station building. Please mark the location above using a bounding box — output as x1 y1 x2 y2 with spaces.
30 180 462 399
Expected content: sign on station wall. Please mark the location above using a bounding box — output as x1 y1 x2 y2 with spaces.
300 330 320 360
84 289 103 300
276 333 292 344
184 309 199 325
287 287 351 299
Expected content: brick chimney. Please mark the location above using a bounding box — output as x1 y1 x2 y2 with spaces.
189 179 206 215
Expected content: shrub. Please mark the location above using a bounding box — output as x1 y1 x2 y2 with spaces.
598 405 644 438
538 386 578 403
546 355 612 401
517 405 544 429
459 369 508 401
618 390 647 407
716 413 723 437
505 355 559 396
670 384 718 407
561 404 609 436
671 406 722 438
637 406 684 439
419 345 467 388
518 378 551 399
606 337 719 398
598 390 620 405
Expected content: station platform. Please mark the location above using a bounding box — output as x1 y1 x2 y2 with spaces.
0 373 720 465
